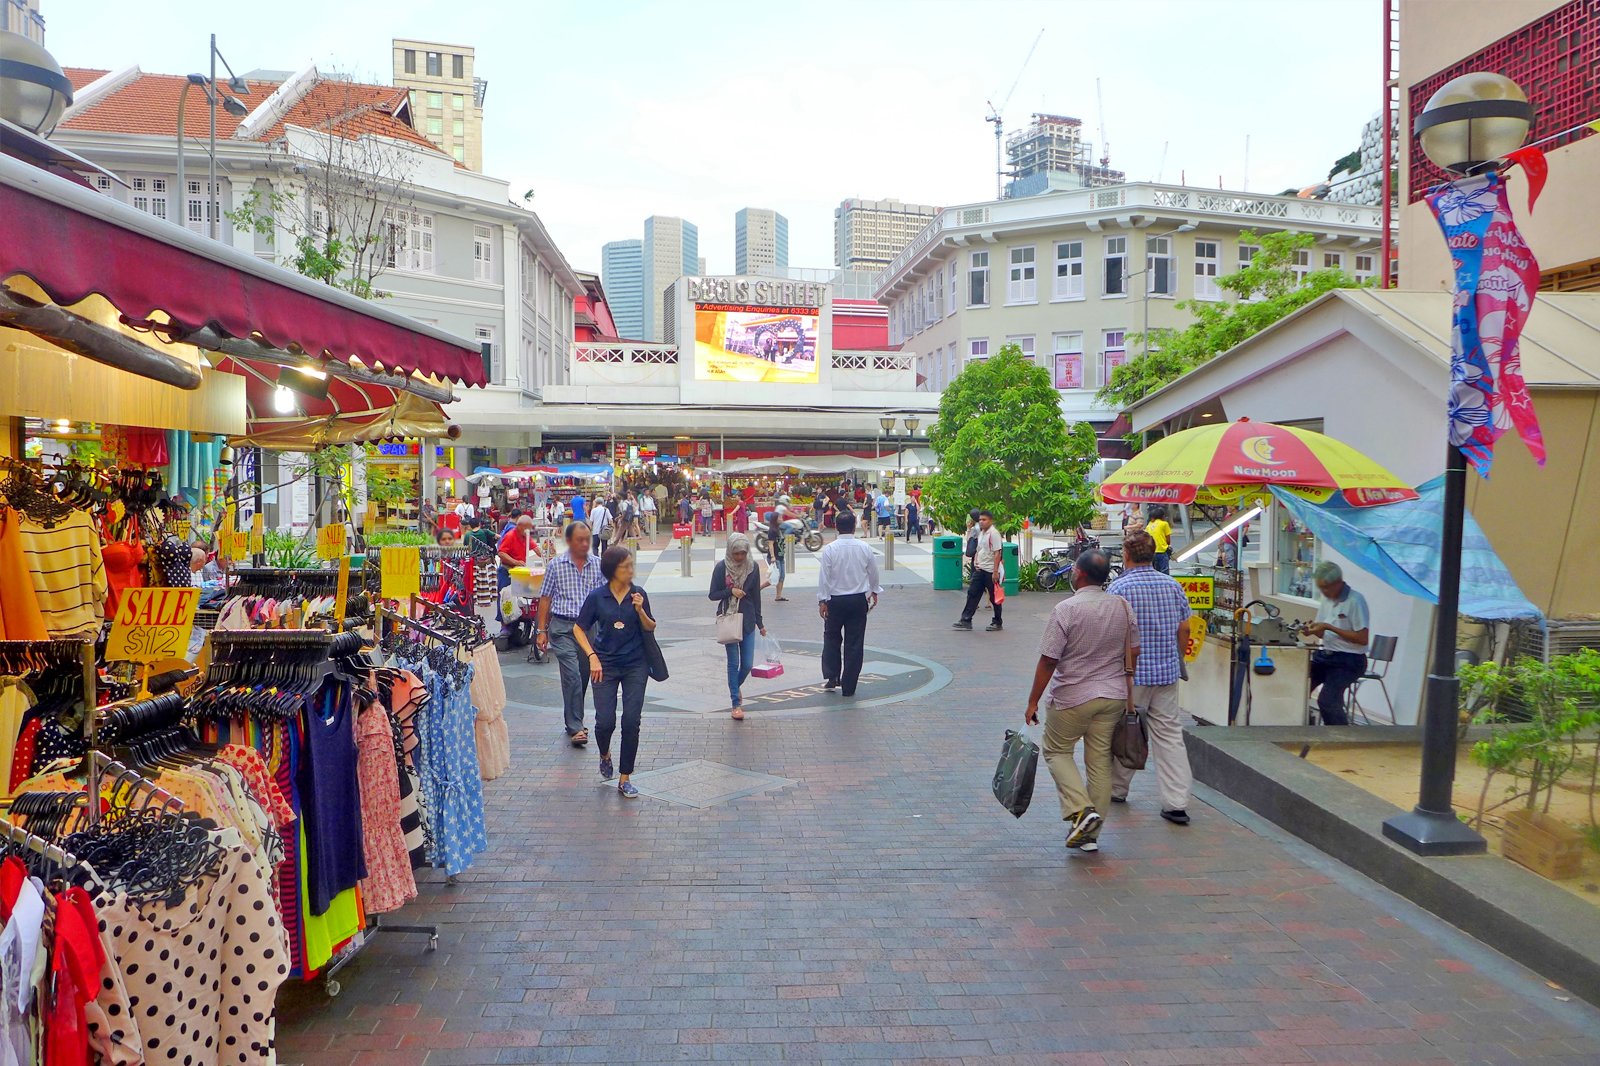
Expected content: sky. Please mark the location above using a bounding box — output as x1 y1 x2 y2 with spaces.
48 0 1383 277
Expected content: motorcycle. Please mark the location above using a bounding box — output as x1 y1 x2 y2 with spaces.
1032 531 1120 591
753 513 824 554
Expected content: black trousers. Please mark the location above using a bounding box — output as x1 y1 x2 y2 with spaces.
961 569 1002 626
823 593 869 696
1310 650 1366 727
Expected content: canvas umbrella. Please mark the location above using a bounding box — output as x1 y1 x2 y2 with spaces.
1100 418 1420 509
432 466 466 481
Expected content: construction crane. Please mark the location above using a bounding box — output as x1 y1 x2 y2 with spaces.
985 27 1045 199
1096 78 1111 168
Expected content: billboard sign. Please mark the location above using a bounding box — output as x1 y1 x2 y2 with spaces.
685 276 825 385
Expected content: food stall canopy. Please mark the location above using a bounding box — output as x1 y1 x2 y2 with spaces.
0 152 487 388
501 464 612 481
232 393 453 450
1270 476 1541 621
718 449 935 476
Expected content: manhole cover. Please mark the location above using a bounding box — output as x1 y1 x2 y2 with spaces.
612 760 794 808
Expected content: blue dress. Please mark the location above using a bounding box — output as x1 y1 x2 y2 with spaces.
417 663 489 876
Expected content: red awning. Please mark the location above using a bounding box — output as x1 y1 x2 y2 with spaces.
0 155 486 387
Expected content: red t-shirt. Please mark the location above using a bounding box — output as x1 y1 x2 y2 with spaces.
498 527 535 564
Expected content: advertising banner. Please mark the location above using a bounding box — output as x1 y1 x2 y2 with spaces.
1054 352 1083 390
693 303 821 384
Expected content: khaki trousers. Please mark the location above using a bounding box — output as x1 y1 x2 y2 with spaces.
1042 696 1125 818
1111 683 1193 812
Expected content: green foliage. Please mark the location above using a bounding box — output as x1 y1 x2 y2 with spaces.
1328 150 1362 179
924 344 1099 536
262 530 316 569
1460 649 1600 831
364 463 414 508
364 530 430 547
1096 230 1368 411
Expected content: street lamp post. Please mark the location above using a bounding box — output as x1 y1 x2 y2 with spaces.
1131 224 1197 355
171 38 249 238
1381 72 1533 857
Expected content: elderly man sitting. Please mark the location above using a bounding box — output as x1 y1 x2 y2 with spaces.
1304 560 1370 726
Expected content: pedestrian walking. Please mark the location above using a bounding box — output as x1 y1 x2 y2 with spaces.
873 487 893 537
619 493 638 542
764 506 789 601
537 522 606 747
1024 549 1139 853
710 532 766 721
572 546 658 797
698 493 715 537
570 491 588 525
1106 530 1194 824
815 511 880 697
590 496 614 553
677 493 694 531
496 514 543 647
954 510 1005 632
641 490 658 540
906 497 922 542
1145 506 1173 573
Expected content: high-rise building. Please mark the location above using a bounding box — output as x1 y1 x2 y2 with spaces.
734 207 789 275
392 38 486 170
834 198 940 272
1003 114 1125 199
3 0 44 43
601 239 645 340
642 215 698 342
697 257 706 275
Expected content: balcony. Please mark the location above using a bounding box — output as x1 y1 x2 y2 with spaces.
874 182 1384 298
570 341 679 388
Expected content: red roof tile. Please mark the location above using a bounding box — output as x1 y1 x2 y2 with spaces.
59 69 446 158
65 67 108 92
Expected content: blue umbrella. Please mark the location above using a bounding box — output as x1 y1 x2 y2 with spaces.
467 467 503 481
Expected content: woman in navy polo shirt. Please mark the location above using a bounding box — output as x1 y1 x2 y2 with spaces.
573 545 658 797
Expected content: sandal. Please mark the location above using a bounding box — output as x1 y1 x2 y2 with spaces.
731 707 745 720
774 596 789 601
569 729 588 747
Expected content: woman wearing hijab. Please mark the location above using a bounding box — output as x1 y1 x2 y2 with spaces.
709 532 766 721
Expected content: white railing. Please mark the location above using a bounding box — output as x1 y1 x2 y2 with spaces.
572 342 679 365
874 182 1383 296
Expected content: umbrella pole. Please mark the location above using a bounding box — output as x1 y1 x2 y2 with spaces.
1381 443 1485 855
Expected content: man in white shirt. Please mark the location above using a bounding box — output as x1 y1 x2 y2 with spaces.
1305 560 1370 726
454 498 477 522
815 511 882 697
589 497 614 552
954 510 1005 632
640 491 657 539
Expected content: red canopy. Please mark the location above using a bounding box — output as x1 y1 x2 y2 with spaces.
0 158 486 388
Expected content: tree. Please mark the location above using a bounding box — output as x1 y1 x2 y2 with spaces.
227 74 420 300
1096 230 1367 411
924 345 1100 536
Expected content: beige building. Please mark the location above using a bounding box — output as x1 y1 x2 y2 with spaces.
875 183 1382 425
835 198 940 271
1397 0 1600 292
3 0 44 43
392 38 485 170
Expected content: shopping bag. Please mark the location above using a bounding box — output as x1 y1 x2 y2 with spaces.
1111 708 1148 770
751 633 784 678
992 729 1039 818
993 581 1006 605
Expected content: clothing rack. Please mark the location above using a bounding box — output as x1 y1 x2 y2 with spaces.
1 639 98 826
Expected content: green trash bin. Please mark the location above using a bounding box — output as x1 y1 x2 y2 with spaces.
1002 542 1020 597
932 534 963 590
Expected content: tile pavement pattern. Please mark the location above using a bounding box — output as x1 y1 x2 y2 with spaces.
278 587 1600 1065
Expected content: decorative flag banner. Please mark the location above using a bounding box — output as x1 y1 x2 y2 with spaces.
1504 145 1548 211
1425 172 1544 477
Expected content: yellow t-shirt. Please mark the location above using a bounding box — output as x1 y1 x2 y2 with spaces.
1147 518 1172 553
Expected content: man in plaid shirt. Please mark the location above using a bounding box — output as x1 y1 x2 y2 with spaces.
1106 530 1195 825
537 522 608 746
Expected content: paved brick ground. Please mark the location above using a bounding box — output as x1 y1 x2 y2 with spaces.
278 585 1600 1065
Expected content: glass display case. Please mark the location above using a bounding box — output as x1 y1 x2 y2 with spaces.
1274 504 1318 599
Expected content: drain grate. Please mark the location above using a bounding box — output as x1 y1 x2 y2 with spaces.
617 760 795 809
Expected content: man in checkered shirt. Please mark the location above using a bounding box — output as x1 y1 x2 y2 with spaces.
1106 530 1195 825
536 521 608 746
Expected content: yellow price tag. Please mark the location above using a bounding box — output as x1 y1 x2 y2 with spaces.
316 523 346 561
106 587 200 663
334 556 352 630
175 519 192 542
249 513 264 555
228 531 250 559
380 546 421 599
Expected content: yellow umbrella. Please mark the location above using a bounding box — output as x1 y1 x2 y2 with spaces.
1101 418 1419 509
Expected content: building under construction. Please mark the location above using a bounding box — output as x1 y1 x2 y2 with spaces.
1004 114 1125 199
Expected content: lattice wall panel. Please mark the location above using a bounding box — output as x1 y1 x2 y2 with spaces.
1408 0 1599 199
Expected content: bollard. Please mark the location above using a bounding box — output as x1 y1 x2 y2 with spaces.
679 536 692 577
1022 527 1034 566
884 530 895 571
784 533 796 574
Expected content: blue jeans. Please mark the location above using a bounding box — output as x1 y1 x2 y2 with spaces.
725 628 757 707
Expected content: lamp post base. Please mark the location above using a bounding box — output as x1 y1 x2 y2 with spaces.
1382 808 1487 856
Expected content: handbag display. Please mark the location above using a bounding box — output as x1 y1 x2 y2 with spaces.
992 729 1039 818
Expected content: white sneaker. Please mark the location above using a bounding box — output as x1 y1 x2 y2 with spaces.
1065 808 1103 849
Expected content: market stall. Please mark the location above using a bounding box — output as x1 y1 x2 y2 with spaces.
0 111 502 1059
